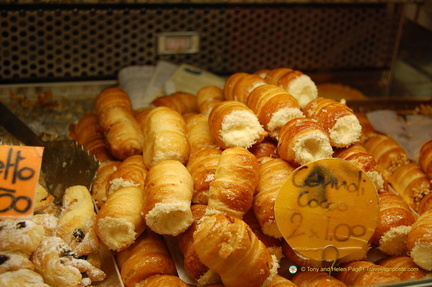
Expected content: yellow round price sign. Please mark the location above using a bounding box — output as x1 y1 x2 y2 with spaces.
275 158 379 262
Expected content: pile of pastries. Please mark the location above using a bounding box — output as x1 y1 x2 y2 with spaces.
1 67 432 287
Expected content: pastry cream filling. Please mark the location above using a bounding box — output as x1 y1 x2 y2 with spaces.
220 110 266 148
293 131 333 166
329 114 362 148
287 74 318 109
410 242 432 271
268 107 305 139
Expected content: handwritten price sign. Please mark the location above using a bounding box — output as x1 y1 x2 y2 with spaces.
0 145 43 219
275 158 379 261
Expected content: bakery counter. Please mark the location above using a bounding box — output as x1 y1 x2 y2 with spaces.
1 75 432 286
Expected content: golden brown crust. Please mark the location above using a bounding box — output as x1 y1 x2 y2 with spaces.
277 117 333 166
184 113 217 154
246 84 304 139
141 106 191 168
231 73 267 104
378 256 429 281
143 160 194 236
264 68 293 85
372 192 416 255
303 97 361 148
407 210 432 271
0 269 50 287
418 193 432 215
249 138 279 162
208 101 267 149
363 134 411 176
152 91 199 115
186 147 222 204
96 186 146 251
91 160 121 208
135 275 190 287
193 214 278 287
388 163 432 211
115 230 177 287
223 72 249 101
94 87 145 160
253 157 295 238
196 85 225 116
73 112 113 162
206 147 259 218
291 271 347 287
106 155 147 197
420 140 432 180
335 261 401 286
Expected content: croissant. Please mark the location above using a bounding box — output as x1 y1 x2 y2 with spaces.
371 192 416 256
420 139 432 180
378 256 429 281
253 157 296 238
94 87 145 160
151 91 199 114
54 185 100 257
246 84 304 139
141 106 191 168
277 117 333 166
33 183 54 212
388 162 432 211
335 260 401 286
135 275 190 287
176 204 221 286
206 147 260 218
91 160 121 208
184 113 217 154
265 68 318 109
223 72 266 103
363 134 411 176
72 112 113 162
193 214 279 287
186 146 222 204
96 186 146 251
303 97 362 148
333 143 385 191
291 271 347 287
407 209 432 271
31 236 105 287
143 160 194 236
115 230 177 287
249 138 279 162
208 100 267 149
106 155 147 197
196 85 225 116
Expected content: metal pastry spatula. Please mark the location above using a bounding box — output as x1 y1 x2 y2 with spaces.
0 101 100 204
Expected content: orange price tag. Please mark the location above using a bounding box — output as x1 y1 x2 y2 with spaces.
0 145 44 219
275 158 379 262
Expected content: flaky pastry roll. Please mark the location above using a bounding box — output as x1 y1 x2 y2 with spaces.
206 147 259 218
96 186 146 251
143 160 194 236
407 209 432 271
277 117 333 166
208 100 267 149
94 87 145 160
152 91 199 115
193 214 279 287
141 106 191 168
184 113 217 154
303 97 362 148
196 85 225 116
246 84 304 139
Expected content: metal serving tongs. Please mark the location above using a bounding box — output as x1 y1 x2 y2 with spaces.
0 101 100 204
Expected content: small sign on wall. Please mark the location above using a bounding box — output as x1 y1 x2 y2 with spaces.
157 32 200 55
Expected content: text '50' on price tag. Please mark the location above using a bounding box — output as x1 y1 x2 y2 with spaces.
0 145 44 219
275 158 379 262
